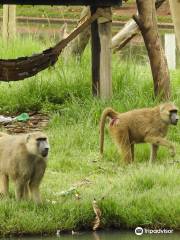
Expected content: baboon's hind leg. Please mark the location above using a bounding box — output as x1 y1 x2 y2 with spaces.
115 130 133 164
121 142 133 164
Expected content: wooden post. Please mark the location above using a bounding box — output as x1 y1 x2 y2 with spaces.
165 34 176 70
91 7 100 97
91 7 112 99
169 0 180 51
3 5 16 41
98 7 112 99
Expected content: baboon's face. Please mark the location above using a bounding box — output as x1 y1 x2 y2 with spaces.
26 133 50 158
160 103 179 125
169 110 179 125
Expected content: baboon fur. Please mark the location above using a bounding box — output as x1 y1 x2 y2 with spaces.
100 102 178 164
0 132 49 203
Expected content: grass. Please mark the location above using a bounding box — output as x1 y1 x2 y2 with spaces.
0 4 172 23
0 37 179 236
0 5 82 19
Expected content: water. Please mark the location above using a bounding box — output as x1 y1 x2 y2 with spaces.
8 230 180 240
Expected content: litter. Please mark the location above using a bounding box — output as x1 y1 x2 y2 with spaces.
0 115 14 124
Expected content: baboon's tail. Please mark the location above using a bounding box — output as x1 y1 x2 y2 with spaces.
99 107 118 155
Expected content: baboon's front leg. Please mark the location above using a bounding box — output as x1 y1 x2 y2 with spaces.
29 162 45 204
131 144 134 162
145 137 175 157
0 174 9 197
149 144 159 163
23 183 29 200
29 183 41 204
15 179 26 201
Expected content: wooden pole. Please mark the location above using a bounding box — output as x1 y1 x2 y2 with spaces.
91 7 112 99
91 7 100 97
98 7 112 99
3 5 16 42
169 0 180 51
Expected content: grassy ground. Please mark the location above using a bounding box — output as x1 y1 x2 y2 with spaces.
0 37 179 236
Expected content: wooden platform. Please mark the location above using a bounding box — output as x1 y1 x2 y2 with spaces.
0 0 122 6
0 0 123 99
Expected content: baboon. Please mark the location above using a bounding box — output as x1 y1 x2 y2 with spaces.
0 132 49 203
100 102 179 164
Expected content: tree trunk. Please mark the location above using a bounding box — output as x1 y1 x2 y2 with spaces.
134 0 170 100
67 7 91 57
169 0 180 51
66 1 166 56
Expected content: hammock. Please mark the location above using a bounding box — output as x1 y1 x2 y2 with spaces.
0 10 101 82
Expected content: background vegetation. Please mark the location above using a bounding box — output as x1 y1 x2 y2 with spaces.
0 2 172 23
0 36 179 235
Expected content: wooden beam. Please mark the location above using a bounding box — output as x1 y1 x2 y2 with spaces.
0 0 122 6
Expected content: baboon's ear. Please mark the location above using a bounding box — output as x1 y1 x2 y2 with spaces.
26 134 31 142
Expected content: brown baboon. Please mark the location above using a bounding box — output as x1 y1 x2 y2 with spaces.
100 102 179 164
0 132 49 203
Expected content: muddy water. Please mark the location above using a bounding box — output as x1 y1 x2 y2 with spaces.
9 230 180 240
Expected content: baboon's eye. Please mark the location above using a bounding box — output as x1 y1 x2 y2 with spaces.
170 109 178 113
36 138 47 142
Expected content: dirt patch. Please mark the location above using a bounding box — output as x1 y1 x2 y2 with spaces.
1 112 49 134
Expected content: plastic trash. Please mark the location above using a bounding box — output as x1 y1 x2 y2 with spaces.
15 113 30 122
0 115 14 124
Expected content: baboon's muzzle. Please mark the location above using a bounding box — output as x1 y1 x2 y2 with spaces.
170 112 179 125
42 148 49 157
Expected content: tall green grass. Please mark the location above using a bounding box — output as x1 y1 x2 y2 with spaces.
0 37 179 235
